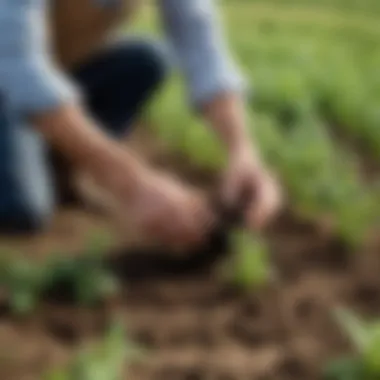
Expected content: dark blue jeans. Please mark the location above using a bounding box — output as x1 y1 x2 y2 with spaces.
0 38 169 233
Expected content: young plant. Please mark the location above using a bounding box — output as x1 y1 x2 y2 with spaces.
0 254 49 315
221 230 272 290
1 230 119 314
44 320 143 380
324 307 380 380
45 231 119 306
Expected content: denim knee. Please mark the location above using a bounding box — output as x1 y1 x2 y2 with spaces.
72 37 172 135
105 37 172 98
135 39 172 87
113 37 172 87
0 112 55 234
0 200 53 234
0 172 55 234
74 37 172 93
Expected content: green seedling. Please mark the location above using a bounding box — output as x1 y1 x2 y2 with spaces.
221 230 272 290
0 254 49 315
324 307 380 380
1 230 119 314
153 61 380 251
324 356 364 380
45 231 119 306
44 319 144 380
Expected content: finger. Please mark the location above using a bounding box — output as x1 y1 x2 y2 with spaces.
145 220 190 250
247 180 283 230
221 174 255 222
147 208 208 250
186 198 218 243
169 198 214 248
221 172 239 207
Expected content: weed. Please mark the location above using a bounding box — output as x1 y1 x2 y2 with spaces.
0 231 119 315
324 308 380 380
44 319 143 380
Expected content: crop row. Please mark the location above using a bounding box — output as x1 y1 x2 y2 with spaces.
147 2 380 248
223 0 380 16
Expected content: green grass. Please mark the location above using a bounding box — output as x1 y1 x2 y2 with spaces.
224 0 380 16
4 3 380 378
134 1 380 249
0 231 118 315
324 308 380 380
35 4 380 379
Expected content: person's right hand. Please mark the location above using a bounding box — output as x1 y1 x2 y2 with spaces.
32 103 215 247
73 145 216 249
123 168 217 249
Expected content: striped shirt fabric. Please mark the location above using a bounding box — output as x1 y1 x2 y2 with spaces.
0 0 246 117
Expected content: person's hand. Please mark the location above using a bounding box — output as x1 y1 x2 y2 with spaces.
199 93 282 230
125 168 216 249
221 146 283 231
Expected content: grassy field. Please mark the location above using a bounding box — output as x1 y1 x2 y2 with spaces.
142 0 380 248
1 1 380 379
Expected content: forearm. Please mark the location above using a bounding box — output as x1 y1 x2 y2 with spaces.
201 93 261 161
0 1 147 202
159 0 255 158
159 0 246 108
32 105 145 198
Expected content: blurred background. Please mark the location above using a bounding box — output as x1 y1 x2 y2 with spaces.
1 1 380 379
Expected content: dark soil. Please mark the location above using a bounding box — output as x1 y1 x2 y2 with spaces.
0 132 379 380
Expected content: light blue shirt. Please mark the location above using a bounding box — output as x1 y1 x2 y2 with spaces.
0 0 246 117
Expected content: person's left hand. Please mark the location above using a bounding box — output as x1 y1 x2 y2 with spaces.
220 146 283 230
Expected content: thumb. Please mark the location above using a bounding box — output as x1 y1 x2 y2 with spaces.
221 172 239 207
246 175 283 230
220 173 256 224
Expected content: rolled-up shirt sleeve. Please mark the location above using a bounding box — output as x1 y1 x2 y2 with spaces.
159 0 248 108
0 0 80 116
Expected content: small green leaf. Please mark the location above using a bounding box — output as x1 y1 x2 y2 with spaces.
364 325 380 375
11 291 37 315
334 308 371 351
43 369 69 380
229 231 271 289
323 356 364 380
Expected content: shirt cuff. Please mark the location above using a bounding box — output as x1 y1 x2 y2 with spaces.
1 57 80 116
189 62 249 108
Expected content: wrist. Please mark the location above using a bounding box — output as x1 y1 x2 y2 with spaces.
218 119 262 165
202 93 261 158
92 147 148 200
225 127 252 155
33 104 150 201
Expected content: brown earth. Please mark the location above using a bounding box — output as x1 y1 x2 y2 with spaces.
0 131 379 380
